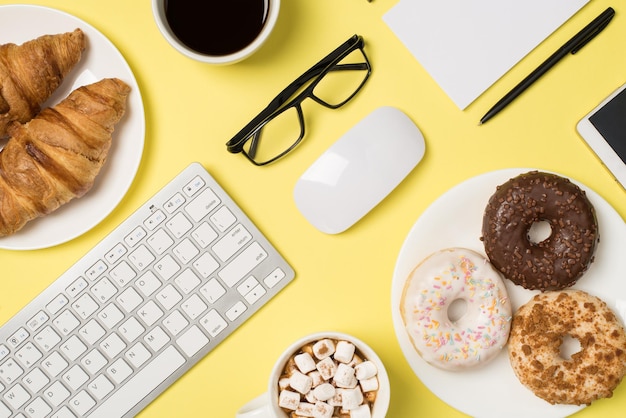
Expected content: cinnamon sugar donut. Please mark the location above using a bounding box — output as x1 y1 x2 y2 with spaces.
481 171 599 291
508 290 626 405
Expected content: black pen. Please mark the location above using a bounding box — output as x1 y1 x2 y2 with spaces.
479 7 615 125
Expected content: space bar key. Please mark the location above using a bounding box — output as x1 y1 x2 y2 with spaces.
88 346 186 418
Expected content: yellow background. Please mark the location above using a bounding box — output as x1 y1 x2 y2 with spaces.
2 0 626 417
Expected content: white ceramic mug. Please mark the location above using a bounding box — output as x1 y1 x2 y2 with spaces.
151 0 280 65
236 331 390 418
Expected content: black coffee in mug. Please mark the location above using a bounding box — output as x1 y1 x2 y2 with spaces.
165 0 270 56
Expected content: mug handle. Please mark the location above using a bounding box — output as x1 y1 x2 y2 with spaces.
236 392 275 418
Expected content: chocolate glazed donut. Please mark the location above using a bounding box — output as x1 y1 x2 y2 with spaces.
481 171 599 291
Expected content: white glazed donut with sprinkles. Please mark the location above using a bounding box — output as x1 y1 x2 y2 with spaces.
400 247 512 371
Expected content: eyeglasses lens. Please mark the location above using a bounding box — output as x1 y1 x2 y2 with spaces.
244 47 370 165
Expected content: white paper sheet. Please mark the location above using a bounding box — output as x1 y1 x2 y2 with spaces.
383 0 590 109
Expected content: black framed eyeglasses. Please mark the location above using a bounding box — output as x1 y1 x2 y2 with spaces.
225 34 372 166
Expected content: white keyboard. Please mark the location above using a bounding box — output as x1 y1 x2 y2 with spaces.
0 162 294 417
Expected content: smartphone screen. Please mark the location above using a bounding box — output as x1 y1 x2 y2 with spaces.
589 86 626 164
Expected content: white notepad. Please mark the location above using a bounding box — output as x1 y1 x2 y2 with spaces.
383 0 590 109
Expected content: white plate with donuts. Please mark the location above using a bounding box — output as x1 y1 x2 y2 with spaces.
391 168 626 418
0 5 145 250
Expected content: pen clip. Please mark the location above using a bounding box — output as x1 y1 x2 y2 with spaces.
571 7 615 54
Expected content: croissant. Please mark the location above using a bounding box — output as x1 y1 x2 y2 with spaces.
0 29 86 138
0 77 130 237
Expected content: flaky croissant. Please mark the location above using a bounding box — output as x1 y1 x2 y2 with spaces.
0 29 86 138
0 77 130 237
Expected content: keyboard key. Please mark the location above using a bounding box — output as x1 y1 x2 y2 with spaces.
183 176 205 196
117 288 143 313
87 346 185 418
192 253 219 279
135 271 162 297
209 206 237 232
3 382 30 409
100 334 126 359
213 224 252 262
105 243 127 265
34 327 61 352
190 222 218 248
7 327 29 348
176 325 209 357
106 358 133 385
156 285 182 310
185 188 220 222
154 254 180 280
98 304 125 330
128 245 155 271
62 365 88 391
219 242 268 287
119 318 145 343
78 320 105 346
164 192 185 213
86 260 107 281
91 277 118 304
174 269 201 294
200 310 227 337
41 352 68 377
144 209 166 231
15 343 42 368
65 278 88 299
143 326 170 352
226 301 247 321
87 375 114 400
69 390 96 415
72 294 99 320
53 310 80 336
137 301 164 327
166 212 192 238
163 311 188 336
24 396 52 418
124 226 147 247
43 381 70 407
46 294 69 316
125 342 151 368
81 350 107 375
23 368 49 393
60 336 87 362
173 238 199 264
199 278 226 304
109 261 137 287
147 229 174 255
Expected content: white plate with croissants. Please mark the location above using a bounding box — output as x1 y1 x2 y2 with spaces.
391 168 626 418
0 5 145 250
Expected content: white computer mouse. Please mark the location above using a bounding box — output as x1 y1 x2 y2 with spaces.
293 106 425 234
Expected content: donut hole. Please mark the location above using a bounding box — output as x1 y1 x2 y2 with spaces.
447 298 468 323
527 220 552 244
559 334 582 360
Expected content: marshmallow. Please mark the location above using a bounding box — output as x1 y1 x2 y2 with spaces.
309 370 324 387
313 401 334 418
312 339 336 360
316 357 337 381
290 371 313 394
360 376 379 393
313 383 336 401
296 402 315 417
306 388 319 403
334 341 356 363
350 404 373 418
341 387 364 410
295 352 317 374
327 391 343 407
333 363 357 389
355 361 378 380
278 377 291 391
279 389 301 410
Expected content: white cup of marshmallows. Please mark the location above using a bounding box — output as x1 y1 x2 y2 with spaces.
236 332 390 418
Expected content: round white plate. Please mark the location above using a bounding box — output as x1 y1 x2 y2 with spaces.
0 5 145 250
392 168 626 418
